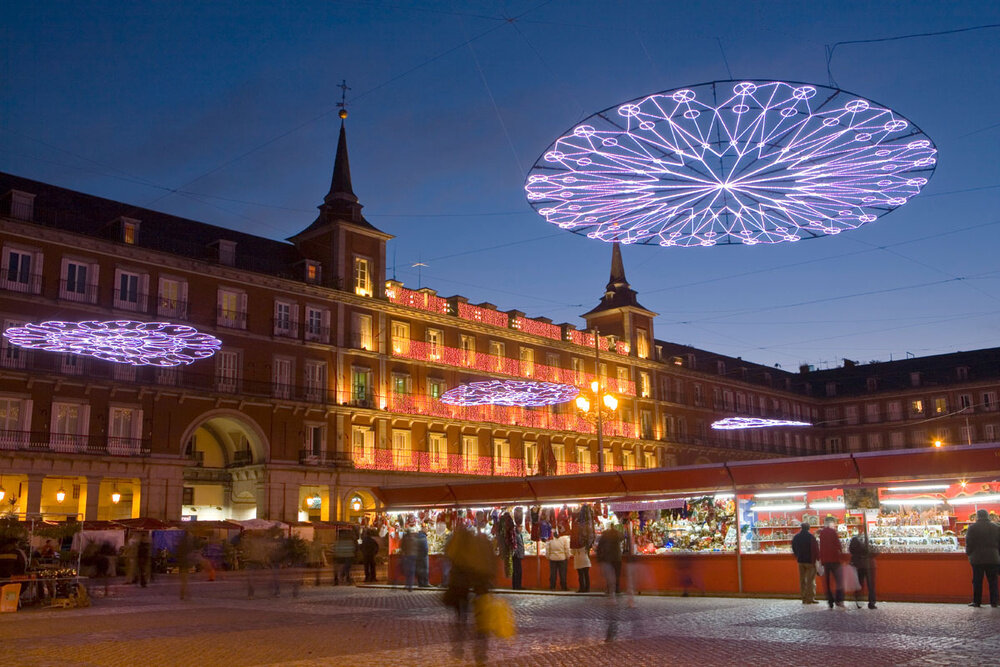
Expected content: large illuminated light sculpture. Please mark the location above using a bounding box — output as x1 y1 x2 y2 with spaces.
712 417 812 430
526 80 936 247
440 380 579 407
2 320 222 367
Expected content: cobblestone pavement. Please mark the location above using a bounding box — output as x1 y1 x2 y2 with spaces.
1 577 997 667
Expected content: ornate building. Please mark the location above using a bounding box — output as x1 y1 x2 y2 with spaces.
1 120 997 523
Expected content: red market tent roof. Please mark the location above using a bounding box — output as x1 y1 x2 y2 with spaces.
373 443 1000 509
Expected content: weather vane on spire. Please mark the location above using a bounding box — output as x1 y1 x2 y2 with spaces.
337 79 351 120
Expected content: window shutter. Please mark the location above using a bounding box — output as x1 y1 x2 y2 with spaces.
239 293 248 327
273 300 280 335
21 399 33 431
179 280 188 317
132 408 144 441
322 309 331 342
80 405 91 437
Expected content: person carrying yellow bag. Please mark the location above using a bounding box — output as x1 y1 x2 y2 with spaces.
474 592 517 639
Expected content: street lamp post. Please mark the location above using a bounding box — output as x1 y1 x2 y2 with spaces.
575 329 618 472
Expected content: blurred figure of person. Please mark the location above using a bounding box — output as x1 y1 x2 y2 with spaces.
849 531 877 609
570 521 590 593
400 528 418 591
596 524 623 596
511 528 525 591
360 530 379 583
176 530 194 601
333 528 357 586
136 533 152 588
546 529 570 591
38 539 57 562
791 522 820 604
416 528 430 587
0 538 27 579
818 516 844 608
965 508 1000 607
92 541 116 598
443 526 496 664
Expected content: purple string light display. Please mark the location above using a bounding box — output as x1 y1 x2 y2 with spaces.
2 320 222 367
525 80 936 247
440 379 579 407
712 417 812 430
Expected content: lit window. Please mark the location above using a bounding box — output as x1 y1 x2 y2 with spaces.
392 321 410 355
353 257 372 296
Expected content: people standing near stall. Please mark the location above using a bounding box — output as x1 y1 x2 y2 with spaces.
545 529 570 591
400 528 418 591
570 521 591 593
791 522 820 604
136 533 152 588
849 531 877 609
964 508 1000 607
511 528 525 591
333 527 358 587
818 516 844 608
596 523 623 596
360 530 379 583
416 528 430 588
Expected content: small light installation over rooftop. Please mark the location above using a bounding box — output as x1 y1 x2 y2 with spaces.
2 320 222 367
440 380 579 407
525 80 936 247
712 417 812 430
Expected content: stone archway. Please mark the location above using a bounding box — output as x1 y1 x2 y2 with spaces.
341 487 377 524
177 410 270 521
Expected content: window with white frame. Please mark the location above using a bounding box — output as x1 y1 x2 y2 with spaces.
933 397 948 415
847 435 861 452
693 384 703 406
984 392 998 411
551 443 566 474
519 347 534 377
351 367 371 405
888 432 904 449
304 361 326 402
489 341 505 371
959 394 973 411
61 258 98 303
217 288 247 329
428 432 447 469
305 423 325 457
157 276 187 318
640 410 653 439
304 306 330 342
108 405 143 454
960 424 974 444
887 401 902 421
523 441 537 474
113 269 148 312
353 256 372 296
643 450 657 469
617 366 630 390
639 372 651 398
392 372 411 395
546 353 560 371
273 300 297 337
0 397 32 445
910 399 924 416
391 321 410 355
576 446 591 470
571 358 584 384
352 426 375 465
865 403 881 423
1 319 27 369
304 260 321 284
493 438 510 471
352 312 373 350
621 448 635 470
2 244 41 294
391 429 411 468
636 329 649 359
866 433 882 450
845 405 859 425
461 435 478 471
985 424 996 441
272 357 293 399
426 328 443 361
460 335 475 366
427 377 445 400
61 352 84 375
215 350 240 393
53 403 89 448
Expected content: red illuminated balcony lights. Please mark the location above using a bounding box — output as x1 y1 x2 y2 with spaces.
385 284 450 315
456 302 509 328
510 316 561 341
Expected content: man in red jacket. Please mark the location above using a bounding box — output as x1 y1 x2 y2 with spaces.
818 516 844 608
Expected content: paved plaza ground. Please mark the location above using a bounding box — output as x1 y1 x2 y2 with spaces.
1 575 997 666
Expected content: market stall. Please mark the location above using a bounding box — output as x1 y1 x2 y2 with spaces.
375 443 1000 603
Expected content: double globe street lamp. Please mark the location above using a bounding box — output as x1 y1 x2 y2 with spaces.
575 379 618 473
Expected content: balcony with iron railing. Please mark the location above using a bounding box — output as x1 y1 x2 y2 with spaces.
112 288 149 313
216 307 247 329
0 430 150 456
58 279 100 304
0 272 43 295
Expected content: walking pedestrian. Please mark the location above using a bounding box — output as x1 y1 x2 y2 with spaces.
416 528 430 587
848 531 877 609
965 508 1000 607
400 528 418 591
595 524 623 596
360 530 379 583
443 526 496 664
545 529 570 591
791 522 820 604
136 533 152 588
818 515 844 608
333 528 357 586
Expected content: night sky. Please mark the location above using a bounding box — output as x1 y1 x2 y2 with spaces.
3 1 999 370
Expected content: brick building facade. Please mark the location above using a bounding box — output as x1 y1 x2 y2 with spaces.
1 121 997 523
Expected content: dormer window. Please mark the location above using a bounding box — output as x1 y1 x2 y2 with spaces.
304 261 321 284
212 239 236 266
957 366 969 381
119 217 140 244
6 190 35 220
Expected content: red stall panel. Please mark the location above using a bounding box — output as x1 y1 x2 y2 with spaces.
727 454 858 492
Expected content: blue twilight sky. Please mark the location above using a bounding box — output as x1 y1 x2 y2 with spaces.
2 1 999 370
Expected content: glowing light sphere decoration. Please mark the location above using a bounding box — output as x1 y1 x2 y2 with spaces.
712 417 812 430
440 379 579 407
2 320 222 367
525 80 937 247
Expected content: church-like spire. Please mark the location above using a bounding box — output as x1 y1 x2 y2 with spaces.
606 241 629 293
582 242 651 317
324 118 357 205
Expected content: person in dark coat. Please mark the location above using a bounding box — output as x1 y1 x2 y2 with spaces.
965 508 1000 607
818 516 844 608
416 529 430 587
790 522 820 604
849 531 877 609
333 528 357 586
400 529 418 591
595 524 623 596
136 533 152 588
360 530 379 583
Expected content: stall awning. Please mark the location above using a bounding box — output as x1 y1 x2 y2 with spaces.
620 464 733 498
726 454 859 491
854 443 1000 483
527 473 628 503
375 484 456 510
448 480 535 506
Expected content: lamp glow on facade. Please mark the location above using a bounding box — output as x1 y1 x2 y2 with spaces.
351 495 363 512
111 490 122 504
440 380 579 407
526 80 936 247
712 417 812 430
55 488 66 504
2 320 222 367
